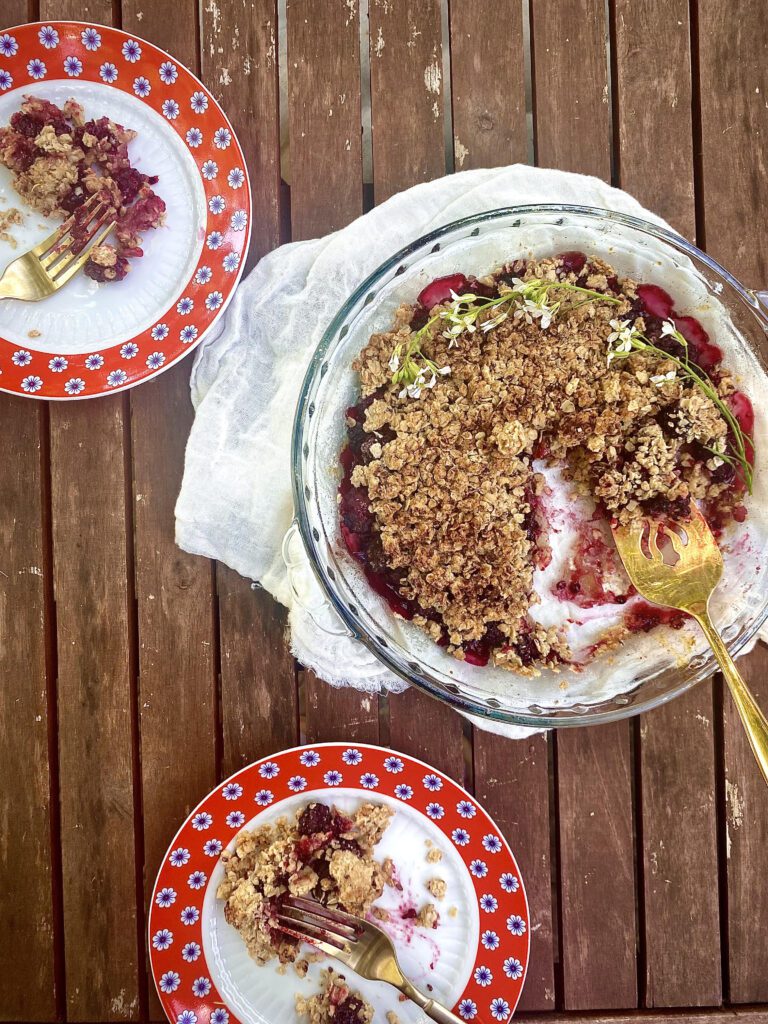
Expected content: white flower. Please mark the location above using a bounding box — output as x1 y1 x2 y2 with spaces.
12 349 32 366
323 770 342 786
159 971 180 993
195 266 213 285
107 369 127 387
159 61 178 83
38 26 59 48
120 343 139 359
503 957 524 980
360 772 379 790
259 761 280 778
481 930 500 950
225 810 245 828
0 34 19 57
0 70 12 90
457 800 476 818
187 870 207 890
122 39 142 63
48 356 68 372
81 28 102 51
64 56 83 77
506 914 527 935
650 369 677 386
162 99 180 120
203 838 223 856
490 997 511 1021
192 977 211 997
661 319 679 338
479 893 498 912
155 887 177 907
287 776 307 792
342 749 363 765
186 128 203 148
473 966 492 987
208 194 226 214
211 1010 229 1024
426 802 445 819
231 210 248 231
423 773 443 791
192 812 212 830
100 62 118 83
151 323 170 341
169 847 190 867
152 929 173 950
133 76 151 98
191 91 209 113
181 941 201 962
388 353 400 372
470 860 488 878
222 782 242 800
205 291 223 311
255 789 273 806
300 750 321 766
500 872 519 893
180 906 199 925
228 167 245 188
85 353 104 370
452 828 470 847
202 160 219 180
458 999 477 1020
27 59 47 80
178 1009 197 1024
177 296 194 314
146 351 165 369
223 252 240 272
180 325 199 344
21 375 43 393
482 833 502 853
64 378 85 395
394 783 413 800
214 127 232 149
206 231 223 250
384 756 404 773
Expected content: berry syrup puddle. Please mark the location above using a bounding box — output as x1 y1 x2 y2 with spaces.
370 862 442 982
339 256 756 670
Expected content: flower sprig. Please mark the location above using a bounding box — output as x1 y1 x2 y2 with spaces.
606 317 754 492
391 277 622 398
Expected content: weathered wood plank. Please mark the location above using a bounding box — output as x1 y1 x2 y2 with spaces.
369 0 445 203
304 671 380 745
613 1 722 1006
697 0 768 1002
199 1 298 774
530 0 610 179
448 0 528 170
613 0 695 238
473 733 555 1011
0 399 56 1021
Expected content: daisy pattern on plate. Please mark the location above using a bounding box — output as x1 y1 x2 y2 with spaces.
177 1010 197 1024
457 800 476 819
342 748 363 765
191 90 209 113
500 872 519 893
38 26 59 48
205 291 223 311
231 210 248 231
451 827 470 847
323 769 342 786
226 810 245 828
0 34 19 57
425 802 445 820
64 56 83 77
481 930 500 950
186 127 203 148
394 783 413 801
222 782 242 800
122 39 142 62
191 811 213 831
159 970 180 993
503 956 523 980
506 914 526 936
85 353 104 370
159 61 178 84
181 942 201 963
12 349 32 366
201 160 218 180
169 847 191 867
206 231 223 250
195 265 213 285
214 127 232 149
48 356 68 372
21 375 43 393
99 62 118 83
27 59 46 80
133 76 151 98
162 99 180 120
255 789 273 806
474 966 492 987
482 834 503 853
458 1000 477 1020
287 775 307 793
180 325 198 344
300 750 320 767
0 70 12 90
259 761 279 778
107 369 127 387
155 887 177 908
228 167 245 188
203 838 223 857
120 342 139 359
208 195 226 214
180 906 199 925
384 756 404 774
152 929 173 950
81 27 102 50
479 894 498 913
490 997 511 1021
187 870 207 890
469 859 488 878
151 322 170 341
146 351 165 369
192 977 211 997
64 378 85 395
423 773 443 791
360 772 379 790
211 1010 229 1024
223 252 241 273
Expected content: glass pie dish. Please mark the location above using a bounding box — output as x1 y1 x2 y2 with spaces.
290 205 768 728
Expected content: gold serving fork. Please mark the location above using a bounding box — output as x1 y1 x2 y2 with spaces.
0 193 115 300
614 505 768 783
277 896 464 1024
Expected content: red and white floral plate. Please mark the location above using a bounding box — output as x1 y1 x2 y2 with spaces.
149 744 530 1024
0 21 251 399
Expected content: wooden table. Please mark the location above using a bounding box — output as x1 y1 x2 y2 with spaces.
2 1 767 1022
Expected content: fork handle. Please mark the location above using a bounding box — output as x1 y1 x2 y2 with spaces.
398 978 464 1024
695 609 768 785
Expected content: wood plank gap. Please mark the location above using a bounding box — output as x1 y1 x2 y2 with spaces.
712 673 731 1003
277 0 289 187
688 0 706 249
122 391 150 1024
359 0 373 188
527 0 539 166
439 0 454 175
461 717 474 794
210 562 223 783
521 0 534 165
551 731 565 1010
631 716 648 1008
40 400 66 1023
607 0 621 189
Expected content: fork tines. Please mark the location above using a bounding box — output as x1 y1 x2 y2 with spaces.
275 897 361 957
35 192 111 264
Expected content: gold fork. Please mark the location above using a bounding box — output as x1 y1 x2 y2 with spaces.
0 193 115 300
614 505 768 783
277 896 464 1024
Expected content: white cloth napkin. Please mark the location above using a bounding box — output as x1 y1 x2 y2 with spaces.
174 166 679 738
